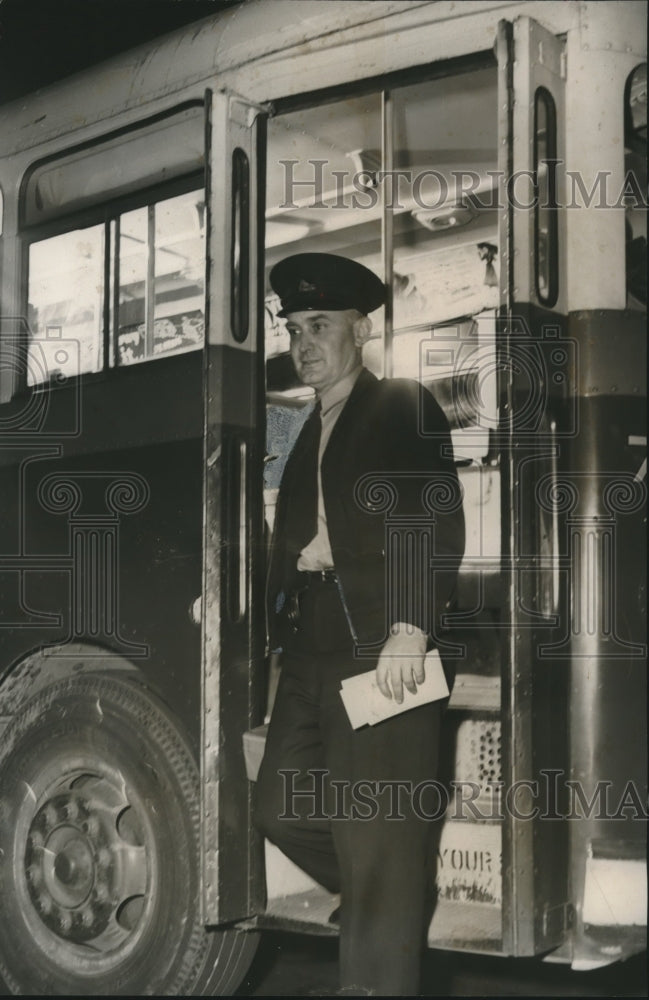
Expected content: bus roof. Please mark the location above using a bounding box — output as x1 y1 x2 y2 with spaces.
1 0 642 163
0 0 430 157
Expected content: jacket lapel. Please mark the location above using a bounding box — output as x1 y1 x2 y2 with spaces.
322 367 379 462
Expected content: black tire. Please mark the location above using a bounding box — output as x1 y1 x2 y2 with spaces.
0 673 258 996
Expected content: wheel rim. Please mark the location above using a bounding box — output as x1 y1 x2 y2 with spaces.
17 762 156 967
0 677 258 996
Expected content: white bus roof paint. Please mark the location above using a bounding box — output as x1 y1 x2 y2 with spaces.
0 0 584 161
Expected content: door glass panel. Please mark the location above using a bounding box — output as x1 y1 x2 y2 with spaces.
534 87 558 306
230 147 250 343
27 224 105 385
264 93 382 525
263 67 500 651
390 70 499 383
386 70 501 711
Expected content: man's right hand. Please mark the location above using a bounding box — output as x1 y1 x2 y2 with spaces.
375 627 427 704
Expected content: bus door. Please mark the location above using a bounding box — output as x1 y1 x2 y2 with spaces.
496 16 570 959
498 15 647 968
202 89 268 926
246 12 645 971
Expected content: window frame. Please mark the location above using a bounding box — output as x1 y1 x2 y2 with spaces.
265 51 500 396
19 101 205 230
19 101 208 392
20 170 205 390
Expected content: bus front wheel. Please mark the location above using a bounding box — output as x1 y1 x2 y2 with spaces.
0 673 258 996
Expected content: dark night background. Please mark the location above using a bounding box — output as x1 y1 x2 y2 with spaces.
0 0 237 105
0 1 646 995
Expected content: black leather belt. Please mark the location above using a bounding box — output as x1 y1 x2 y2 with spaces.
285 569 339 632
301 568 338 584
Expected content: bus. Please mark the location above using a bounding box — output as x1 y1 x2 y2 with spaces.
0 0 645 993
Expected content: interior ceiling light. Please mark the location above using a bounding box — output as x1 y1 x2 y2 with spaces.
411 200 477 231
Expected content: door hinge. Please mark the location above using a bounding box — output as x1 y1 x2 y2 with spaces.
560 50 567 80
220 87 273 127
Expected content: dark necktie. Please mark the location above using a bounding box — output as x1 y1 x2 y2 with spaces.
292 400 322 555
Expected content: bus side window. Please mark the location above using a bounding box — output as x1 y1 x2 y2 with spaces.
26 188 206 384
27 225 106 385
115 190 206 367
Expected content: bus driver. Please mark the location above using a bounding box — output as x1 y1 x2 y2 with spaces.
255 253 465 996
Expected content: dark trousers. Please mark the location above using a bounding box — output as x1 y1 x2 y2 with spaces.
254 576 442 996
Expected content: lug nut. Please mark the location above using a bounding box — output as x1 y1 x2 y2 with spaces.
44 804 58 828
65 800 79 821
86 816 100 837
27 864 42 887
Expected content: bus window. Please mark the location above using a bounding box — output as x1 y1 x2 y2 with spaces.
264 66 501 575
388 70 499 460
390 69 499 360
27 187 205 382
27 224 105 384
115 189 206 366
22 105 204 227
265 91 382 509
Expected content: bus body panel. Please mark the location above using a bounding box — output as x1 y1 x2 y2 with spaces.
565 309 647 969
0 354 204 744
0 0 645 990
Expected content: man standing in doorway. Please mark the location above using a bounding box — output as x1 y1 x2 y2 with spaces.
255 253 465 996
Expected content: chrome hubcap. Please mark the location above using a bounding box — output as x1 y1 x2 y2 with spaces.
24 774 148 950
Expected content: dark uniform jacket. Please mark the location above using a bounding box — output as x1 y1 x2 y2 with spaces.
268 367 465 652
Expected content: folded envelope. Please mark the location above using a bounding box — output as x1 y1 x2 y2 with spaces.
339 648 449 729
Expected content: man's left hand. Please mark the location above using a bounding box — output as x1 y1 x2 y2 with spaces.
376 626 427 704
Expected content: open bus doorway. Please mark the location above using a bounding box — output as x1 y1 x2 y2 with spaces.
256 60 508 951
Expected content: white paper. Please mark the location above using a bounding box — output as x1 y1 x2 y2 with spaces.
339 649 449 729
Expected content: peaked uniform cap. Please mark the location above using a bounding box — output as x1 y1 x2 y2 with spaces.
270 253 386 317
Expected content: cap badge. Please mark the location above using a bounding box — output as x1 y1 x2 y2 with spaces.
298 279 316 292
